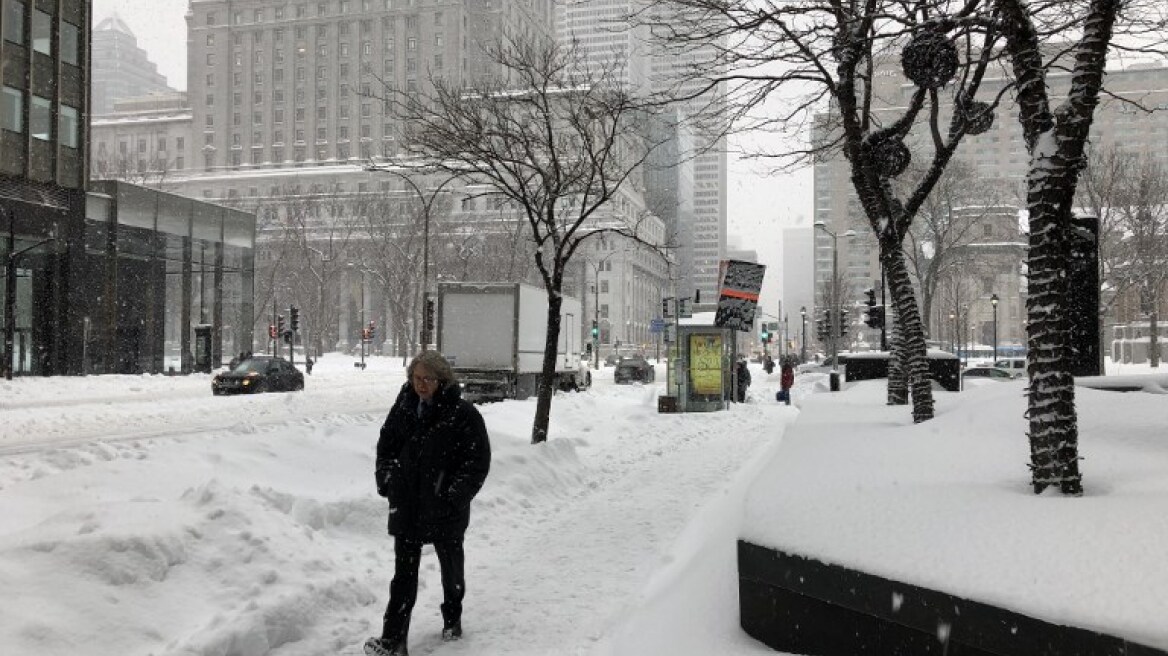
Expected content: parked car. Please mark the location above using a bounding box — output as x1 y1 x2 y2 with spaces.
614 356 655 384
212 355 304 395
994 357 1026 373
962 366 1018 381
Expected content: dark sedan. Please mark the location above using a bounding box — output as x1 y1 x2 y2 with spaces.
614 356 655 384
212 356 304 395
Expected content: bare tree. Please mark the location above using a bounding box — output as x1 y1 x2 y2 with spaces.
1103 153 1168 367
639 0 1030 421
899 160 1011 339
380 36 669 443
1078 146 1159 363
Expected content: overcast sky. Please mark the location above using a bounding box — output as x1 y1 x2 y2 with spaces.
91 0 812 314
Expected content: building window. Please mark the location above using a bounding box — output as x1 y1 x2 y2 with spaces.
339 105 350 119
205 133 215 145
296 4 307 18
362 41 372 56
983 223 994 237
234 72 243 85
1 86 23 133
205 115 214 127
254 8 264 22
29 95 51 140
316 127 327 141
276 7 285 20
206 11 216 26
176 156 185 169
233 92 242 106
317 106 327 120
177 136 185 150
274 108 285 123
253 111 262 125
206 34 215 46
318 43 328 57
339 22 350 36
138 138 147 153
3 0 24 44
340 42 350 56
61 20 80 65
407 37 416 51
361 103 371 117
274 129 284 143
233 10 243 24
30 8 49 54
318 2 328 16
207 53 216 66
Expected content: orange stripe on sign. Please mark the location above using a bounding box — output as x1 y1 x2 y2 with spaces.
721 289 760 302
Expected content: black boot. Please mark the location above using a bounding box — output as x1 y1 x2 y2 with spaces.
442 619 462 642
364 637 409 656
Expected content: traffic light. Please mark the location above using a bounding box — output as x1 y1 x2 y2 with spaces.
591 320 599 340
867 306 885 329
277 314 285 335
368 320 376 341
864 288 877 309
839 309 850 337
290 306 300 332
761 325 770 344
424 298 435 335
816 311 830 341
268 324 277 339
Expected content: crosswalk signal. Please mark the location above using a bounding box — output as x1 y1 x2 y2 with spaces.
268 324 277 339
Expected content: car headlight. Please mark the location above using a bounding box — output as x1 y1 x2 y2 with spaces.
242 378 252 386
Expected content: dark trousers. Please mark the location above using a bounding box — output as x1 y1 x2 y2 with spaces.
381 537 465 644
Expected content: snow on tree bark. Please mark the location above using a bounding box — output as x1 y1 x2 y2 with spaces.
884 245 933 421
886 280 908 406
997 0 1122 494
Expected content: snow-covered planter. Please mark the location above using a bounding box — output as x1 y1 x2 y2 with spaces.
901 31 958 90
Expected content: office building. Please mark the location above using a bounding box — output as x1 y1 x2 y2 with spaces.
91 13 177 115
1 0 89 376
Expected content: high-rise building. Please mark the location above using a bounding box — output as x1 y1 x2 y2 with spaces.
90 13 177 115
650 42 727 310
1 0 90 376
184 0 555 173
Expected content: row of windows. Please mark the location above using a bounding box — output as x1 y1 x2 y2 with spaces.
220 124 390 145
204 140 389 169
99 136 186 155
206 0 432 26
201 100 395 127
2 0 82 65
205 57 435 87
1 86 80 148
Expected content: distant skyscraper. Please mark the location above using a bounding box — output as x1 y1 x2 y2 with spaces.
91 13 176 115
650 40 727 309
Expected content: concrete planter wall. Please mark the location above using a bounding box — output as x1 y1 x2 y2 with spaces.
739 541 1165 656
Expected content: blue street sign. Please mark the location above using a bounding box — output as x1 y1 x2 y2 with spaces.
650 318 666 333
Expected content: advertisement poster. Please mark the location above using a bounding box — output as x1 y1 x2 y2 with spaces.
689 334 723 396
713 259 767 331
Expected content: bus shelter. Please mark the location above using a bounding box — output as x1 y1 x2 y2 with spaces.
660 323 739 413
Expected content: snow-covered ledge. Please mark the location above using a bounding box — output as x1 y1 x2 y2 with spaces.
738 379 1168 654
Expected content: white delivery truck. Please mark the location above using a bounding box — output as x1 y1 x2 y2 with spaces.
436 282 590 402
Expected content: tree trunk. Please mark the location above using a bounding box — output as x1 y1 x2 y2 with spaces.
531 289 563 444
1150 310 1160 368
887 302 908 405
885 245 932 421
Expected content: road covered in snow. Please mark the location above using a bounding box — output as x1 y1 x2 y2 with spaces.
0 354 800 656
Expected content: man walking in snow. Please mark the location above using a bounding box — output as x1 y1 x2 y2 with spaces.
365 351 491 656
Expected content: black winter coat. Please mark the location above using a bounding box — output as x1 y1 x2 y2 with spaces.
375 381 491 542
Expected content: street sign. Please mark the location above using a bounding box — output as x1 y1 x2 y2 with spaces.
650 318 666 334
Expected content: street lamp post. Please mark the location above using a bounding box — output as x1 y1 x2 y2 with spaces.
813 221 855 372
991 293 1000 364
364 163 460 350
799 306 807 363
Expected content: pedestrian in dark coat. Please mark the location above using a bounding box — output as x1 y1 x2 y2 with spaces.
365 351 491 656
735 358 751 403
780 359 795 405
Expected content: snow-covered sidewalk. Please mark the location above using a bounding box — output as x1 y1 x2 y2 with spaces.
0 359 799 656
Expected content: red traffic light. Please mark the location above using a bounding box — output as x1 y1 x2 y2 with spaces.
268 324 277 339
